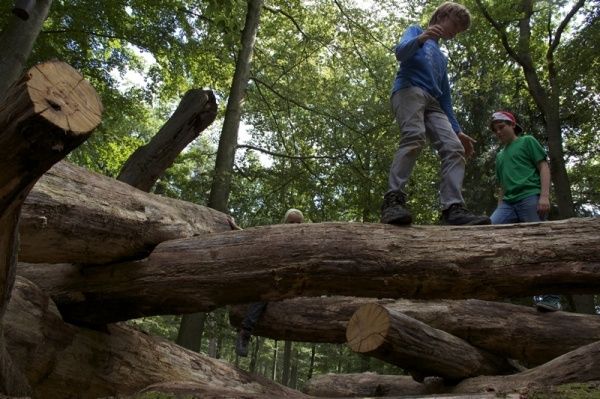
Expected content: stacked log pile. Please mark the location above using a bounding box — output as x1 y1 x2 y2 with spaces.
2 62 600 398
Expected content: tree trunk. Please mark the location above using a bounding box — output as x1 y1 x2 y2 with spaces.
208 0 263 211
19 218 600 325
19 161 234 265
569 294 597 314
545 103 575 218
175 312 206 353
179 0 265 349
249 336 263 373
289 347 299 389
475 0 585 219
4 276 307 399
272 340 278 381
452 340 600 394
136 380 308 399
229 296 600 366
303 373 440 397
308 344 316 380
281 341 293 386
117 89 218 192
346 303 515 381
0 60 101 396
0 0 53 102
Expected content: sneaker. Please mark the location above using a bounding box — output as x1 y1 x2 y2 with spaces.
535 295 561 312
235 330 251 357
381 191 412 225
441 204 491 226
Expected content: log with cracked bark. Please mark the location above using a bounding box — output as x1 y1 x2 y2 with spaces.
4 276 308 399
19 161 234 265
0 60 102 396
18 217 600 325
229 296 600 366
302 372 443 397
303 370 600 398
117 89 218 192
346 303 516 381
451 340 600 394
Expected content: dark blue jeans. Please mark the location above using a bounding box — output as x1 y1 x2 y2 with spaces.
491 194 543 224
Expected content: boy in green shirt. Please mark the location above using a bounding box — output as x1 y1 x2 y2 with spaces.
490 111 559 312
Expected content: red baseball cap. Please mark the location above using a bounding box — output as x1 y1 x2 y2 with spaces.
490 111 523 134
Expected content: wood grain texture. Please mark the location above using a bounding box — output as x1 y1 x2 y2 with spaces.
19 217 600 325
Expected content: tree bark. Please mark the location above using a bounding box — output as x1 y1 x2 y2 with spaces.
19 161 234 265
175 312 206 353
117 89 218 192
346 303 515 381
19 218 600 325
302 373 441 397
282 341 293 386
179 0 265 351
308 344 316 380
208 0 263 211
4 276 308 399
0 60 101 396
0 0 53 103
229 296 600 366
135 380 308 399
452 340 600 394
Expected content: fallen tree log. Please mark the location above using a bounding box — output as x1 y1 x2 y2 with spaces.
117 89 217 192
4 276 307 399
135 381 309 399
19 161 234 264
302 372 441 397
451 340 600 395
303 372 599 398
18 218 600 325
346 303 515 381
229 296 600 366
0 60 102 396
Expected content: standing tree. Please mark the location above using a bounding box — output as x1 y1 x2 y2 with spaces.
177 0 265 351
473 0 587 219
0 0 52 102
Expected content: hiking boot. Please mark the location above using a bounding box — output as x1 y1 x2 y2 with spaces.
535 295 561 312
381 190 412 225
235 329 251 357
441 204 491 226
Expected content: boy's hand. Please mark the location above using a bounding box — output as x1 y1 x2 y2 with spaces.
418 24 444 43
537 195 550 218
457 132 476 158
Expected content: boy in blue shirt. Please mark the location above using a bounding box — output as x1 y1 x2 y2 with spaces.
382 2 490 226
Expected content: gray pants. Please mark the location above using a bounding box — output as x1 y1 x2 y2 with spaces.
389 87 465 210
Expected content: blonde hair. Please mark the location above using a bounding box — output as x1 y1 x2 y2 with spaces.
429 2 471 30
282 208 304 224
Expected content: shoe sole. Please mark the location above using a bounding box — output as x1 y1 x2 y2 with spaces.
441 218 492 226
382 215 412 225
536 303 560 312
464 218 492 226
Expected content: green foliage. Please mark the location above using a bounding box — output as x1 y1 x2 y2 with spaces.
128 315 182 342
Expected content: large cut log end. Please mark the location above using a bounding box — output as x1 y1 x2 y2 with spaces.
346 302 389 353
24 60 103 134
1 60 103 197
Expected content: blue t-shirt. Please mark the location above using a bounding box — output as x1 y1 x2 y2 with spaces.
391 25 461 134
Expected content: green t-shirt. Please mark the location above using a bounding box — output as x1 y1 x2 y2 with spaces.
495 135 547 203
